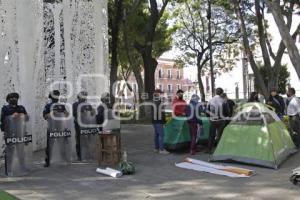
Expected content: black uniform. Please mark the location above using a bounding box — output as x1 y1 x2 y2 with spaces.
1 104 28 176
43 102 66 166
72 101 94 160
1 105 27 131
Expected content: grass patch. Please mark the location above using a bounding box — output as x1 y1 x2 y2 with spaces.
0 191 19 200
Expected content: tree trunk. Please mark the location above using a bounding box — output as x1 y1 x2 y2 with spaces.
197 67 206 102
232 0 269 98
109 0 123 105
142 49 157 100
266 0 300 79
132 66 144 103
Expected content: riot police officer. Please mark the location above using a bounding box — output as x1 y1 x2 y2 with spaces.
43 90 68 167
72 91 95 161
1 93 30 176
1 93 28 130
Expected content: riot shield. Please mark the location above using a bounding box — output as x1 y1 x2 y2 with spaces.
47 112 72 165
78 111 100 162
4 114 32 176
103 109 120 134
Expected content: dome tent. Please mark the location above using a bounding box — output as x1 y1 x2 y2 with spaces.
211 103 297 169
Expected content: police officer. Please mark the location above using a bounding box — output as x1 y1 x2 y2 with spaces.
1 93 29 175
43 90 68 167
1 93 28 130
72 91 94 161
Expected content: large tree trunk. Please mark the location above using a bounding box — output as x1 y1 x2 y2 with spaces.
232 0 269 98
142 49 157 100
109 0 123 105
197 67 206 102
266 0 300 79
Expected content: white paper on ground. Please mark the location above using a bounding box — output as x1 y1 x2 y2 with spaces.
185 158 225 169
175 162 249 178
96 168 123 178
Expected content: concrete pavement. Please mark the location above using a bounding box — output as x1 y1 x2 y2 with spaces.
0 124 299 200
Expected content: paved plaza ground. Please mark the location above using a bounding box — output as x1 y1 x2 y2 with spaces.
0 124 299 200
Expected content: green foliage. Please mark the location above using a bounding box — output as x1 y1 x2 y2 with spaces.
112 0 173 79
172 0 240 73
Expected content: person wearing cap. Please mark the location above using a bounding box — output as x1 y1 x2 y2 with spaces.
1 93 28 132
186 94 204 155
267 88 285 119
73 91 95 161
286 88 300 147
152 89 169 154
172 89 187 117
43 90 68 167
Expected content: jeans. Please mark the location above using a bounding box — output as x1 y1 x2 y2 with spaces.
188 122 198 152
208 120 225 151
153 123 164 151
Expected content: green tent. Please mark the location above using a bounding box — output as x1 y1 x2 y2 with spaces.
164 117 190 151
211 103 297 169
198 116 210 143
164 116 210 151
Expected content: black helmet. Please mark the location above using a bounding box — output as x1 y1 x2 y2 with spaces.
77 91 88 100
49 90 60 102
6 92 19 103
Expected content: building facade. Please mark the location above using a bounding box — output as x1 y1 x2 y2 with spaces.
126 58 195 104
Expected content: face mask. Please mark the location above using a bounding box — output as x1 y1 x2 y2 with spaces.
9 99 18 106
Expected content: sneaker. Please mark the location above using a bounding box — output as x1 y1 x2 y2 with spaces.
159 150 170 155
153 149 159 153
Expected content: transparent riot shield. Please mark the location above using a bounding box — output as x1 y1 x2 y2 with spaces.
103 109 120 134
4 114 32 176
47 112 72 165
78 111 100 162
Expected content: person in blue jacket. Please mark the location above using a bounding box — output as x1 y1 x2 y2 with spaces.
186 94 204 155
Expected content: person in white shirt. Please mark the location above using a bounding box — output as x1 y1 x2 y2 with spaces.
206 88 226 153
287 88 300 148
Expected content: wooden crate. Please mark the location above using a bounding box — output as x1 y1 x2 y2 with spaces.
97 133 121 167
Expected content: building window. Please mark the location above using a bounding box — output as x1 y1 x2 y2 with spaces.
167 84 172 93
176 70 180 79
157 84 163 91
167 69 172 79
158 69 163 78
176 84 181 91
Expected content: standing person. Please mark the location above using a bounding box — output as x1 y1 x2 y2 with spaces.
1 93 28 131
267 88 285 119
286 88 300 148
1 93 29 175
206 88 225 154
221 93 236 126
72 91 94 161
96 92 112 128
152 89 169 155
248 92 260 103
172 89 187 117
186 94 204 155
43 90 68 167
